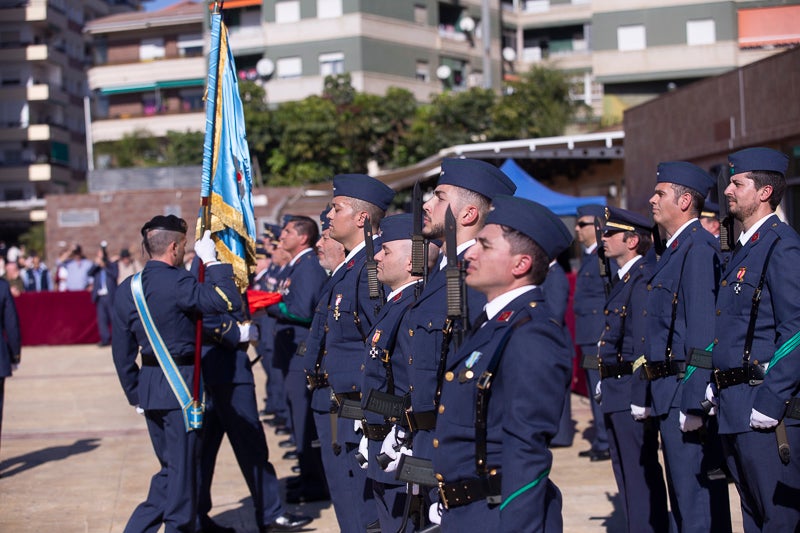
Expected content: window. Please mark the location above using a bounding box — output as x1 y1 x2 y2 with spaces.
177 34 204 58
319 52 344 76
687 19 716 46
414 4 427 25
317 0 342 19
180 89 204 112
275 1 300 23
415 61 429 82
276 57 302 79
139 38 165 61
617 24 645 51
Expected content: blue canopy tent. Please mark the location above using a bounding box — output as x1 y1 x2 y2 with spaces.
500 159 606 215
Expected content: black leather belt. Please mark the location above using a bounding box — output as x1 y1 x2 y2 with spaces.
363 423 392 441
642 360 686 380
438 473 502 509
785 398 800 420
712 364 766 389
305 371 329 391
334 391 361 403
141 354 194 366
599 361 633 379
402 410 436 431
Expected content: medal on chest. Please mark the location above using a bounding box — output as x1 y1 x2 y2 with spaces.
458 350 482 383
369 330 383 359
333 294 343 321
733 267 746 295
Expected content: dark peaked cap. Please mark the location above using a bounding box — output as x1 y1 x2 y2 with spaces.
603 206 651 233
438 158 516 199
487 195 573 260
332 174 395 211
576 204 605 219
656 161 714 196
728 147 790 177
141 214 187 236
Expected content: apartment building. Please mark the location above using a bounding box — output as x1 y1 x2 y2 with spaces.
0 0 140 239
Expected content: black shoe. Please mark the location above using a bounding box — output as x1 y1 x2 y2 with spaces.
291 465 301 474
274 426 291 436
282 450 299 461
285 488 330 504
590 449 611 462
260 512 312 532
278 439 296 449
198 517 236 533
578 449 594 458
265 416 287 428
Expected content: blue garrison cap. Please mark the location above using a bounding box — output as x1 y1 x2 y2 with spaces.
319 205 331 231
379 213 414 243
604 206 651 233
657 161 714 196
728 147 789 177
438 158 517 200
576 204 605 219
487 195 573 260
701 199 719 219
332 174 395 211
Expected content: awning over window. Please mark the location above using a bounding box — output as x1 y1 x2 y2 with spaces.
209 0 262 9
738 5 800 48
100 79 205 95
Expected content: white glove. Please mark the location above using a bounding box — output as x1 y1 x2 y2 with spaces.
680 411 703 432
354 419 363 434
194 230 218 263
750 408 779 429
238 322 259 343
631 404 651 421
357 435 369 470
595 380 602 398
428 502 442 525
135 405 145 415
380 425 411 472
705 383 718 416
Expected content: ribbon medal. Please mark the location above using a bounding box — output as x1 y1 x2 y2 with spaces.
333 294 343 321
459 351 482 383
369 330 382 359
734 267 746 295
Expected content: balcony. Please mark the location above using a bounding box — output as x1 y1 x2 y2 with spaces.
91 111 205 143
0 83 69 104
87 56 206 92
503 1 592 29
0 43 68 65
0 162 71 183
0 123 70 143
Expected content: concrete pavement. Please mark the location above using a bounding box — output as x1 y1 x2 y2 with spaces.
0 344 742 532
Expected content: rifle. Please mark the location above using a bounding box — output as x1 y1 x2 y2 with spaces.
651 223 666 257
715 164 738 253
444 206 465 350
411 182 428 294
364 215 383 315
594 216 612 297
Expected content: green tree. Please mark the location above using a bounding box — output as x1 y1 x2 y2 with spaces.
101 129 162 167
490 65 578 141
238 80 276 184
19 223 44 257
164 130 204 166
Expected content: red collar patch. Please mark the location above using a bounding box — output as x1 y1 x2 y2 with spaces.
392 291 402 302
497 310 514 322
751 232 759 243
346 259 355 269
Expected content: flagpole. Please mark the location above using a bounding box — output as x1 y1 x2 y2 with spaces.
194 0 225 404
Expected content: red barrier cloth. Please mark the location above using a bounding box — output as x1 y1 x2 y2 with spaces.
565 272 589 397
246 290 282 314
16 291 100 346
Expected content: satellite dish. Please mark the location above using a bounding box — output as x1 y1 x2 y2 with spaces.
502 47 517 62
256 58 275 77
436 65 452 80
459 16 475 33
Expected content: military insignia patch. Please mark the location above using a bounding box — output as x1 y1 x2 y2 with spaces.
497 310 514 322
736 267 746 282
347 259 355 269
751 232 759 243
333 294 343 320
465 351 482 369
372 330 382 345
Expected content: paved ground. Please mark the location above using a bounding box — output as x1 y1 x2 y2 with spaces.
0 344 743 532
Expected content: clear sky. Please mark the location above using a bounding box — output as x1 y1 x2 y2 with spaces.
143 0 184 12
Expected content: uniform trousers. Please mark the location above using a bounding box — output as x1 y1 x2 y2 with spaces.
583 345 609 452
722 427 800 532
605 411 668 533
126 408 199 533
95 293 113 344
285 368 327 492
657 406 731 533
198 381 283 527
313 409 376 533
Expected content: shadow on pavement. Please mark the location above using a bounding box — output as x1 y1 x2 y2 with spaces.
0 438 100 478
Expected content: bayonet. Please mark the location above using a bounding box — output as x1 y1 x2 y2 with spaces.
594 216 612 297
716 164 739 253
364 216 381 302
411 182 425 277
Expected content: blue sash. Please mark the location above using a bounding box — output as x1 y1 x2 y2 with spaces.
131 272 203 431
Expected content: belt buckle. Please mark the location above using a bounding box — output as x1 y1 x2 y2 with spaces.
476 371 493 390
438 481 450 510
712 368 723 389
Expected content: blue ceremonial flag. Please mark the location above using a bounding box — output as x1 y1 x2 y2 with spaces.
199 9 256 292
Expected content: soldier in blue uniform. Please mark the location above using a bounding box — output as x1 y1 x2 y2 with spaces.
596 207 668 533
379 159 516 485
639 162 731 532
0 275 20 455
430 195 573 532
308 174 394 533
708 147 800 531
357 213 423 532
111 216 239 533
268 215 329 503
574 204 612 461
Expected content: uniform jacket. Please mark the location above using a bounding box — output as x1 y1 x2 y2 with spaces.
573 250 611 346
0 279 20 377
90 261 119 303
713 215 800 432
432 287 571 532
598 257 649 414
542 262 569 325
111 260 238 410
644 220 720 416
